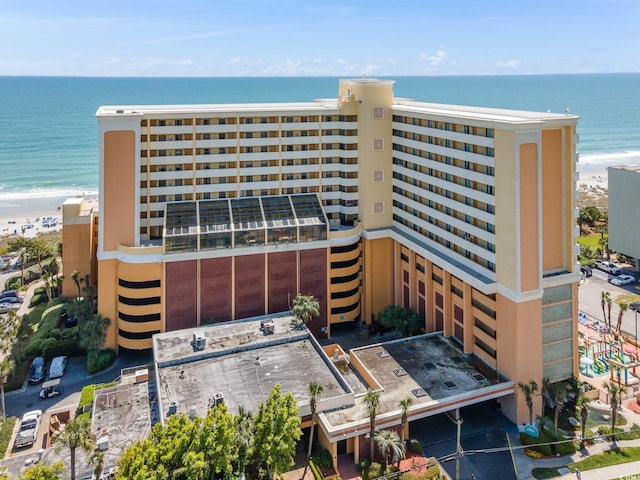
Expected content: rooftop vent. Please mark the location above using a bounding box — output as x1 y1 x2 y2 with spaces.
261 321 275 335
472 374 487 382
411 388 427 398
422 362 436 370
377 350 390 359
393 368 408 377
191 331 206 351
443 381 457 389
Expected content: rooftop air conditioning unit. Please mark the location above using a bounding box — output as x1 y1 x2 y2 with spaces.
214 392 224 406
168 401 178 415
191 331 206 351
262 321 274 335
97 436 109 451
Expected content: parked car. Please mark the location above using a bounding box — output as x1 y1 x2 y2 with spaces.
580 265 592 277
28 357 46 384
0 303 19 314
48 356 67 379
0 290 18 299
610 274 635 286
594 260 621 275
14 410 42 448
1 296 23 304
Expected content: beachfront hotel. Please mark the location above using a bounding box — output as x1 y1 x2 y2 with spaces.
62 78 580 424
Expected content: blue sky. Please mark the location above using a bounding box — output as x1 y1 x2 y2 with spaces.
1 0 638 76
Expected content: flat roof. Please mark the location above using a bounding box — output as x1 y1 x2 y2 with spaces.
153 315 513 441
153 314 354 421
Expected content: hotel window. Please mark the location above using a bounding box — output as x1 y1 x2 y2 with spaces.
175 120 182 126
203 119 210 125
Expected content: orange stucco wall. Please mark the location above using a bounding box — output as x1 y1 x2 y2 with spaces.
103 131 136 251
363 237 394 324
97 258 118 351
61 223 94 298
519 143 539 293
496 294 543 423
541 129 564 271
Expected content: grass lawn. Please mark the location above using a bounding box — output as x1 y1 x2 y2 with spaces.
567 447 640 472
578 235 605 249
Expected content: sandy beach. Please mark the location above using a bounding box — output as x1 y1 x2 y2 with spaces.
578 168 609 191
0 212 62 240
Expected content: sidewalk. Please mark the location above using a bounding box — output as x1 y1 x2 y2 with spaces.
514 400 640 479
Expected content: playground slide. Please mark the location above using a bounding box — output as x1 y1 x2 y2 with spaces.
593 360 606 374
613 354 625 365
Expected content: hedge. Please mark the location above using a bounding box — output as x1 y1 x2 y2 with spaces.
0 417 17 459
520 429 576 457
400 458 441 480
87 349 116 375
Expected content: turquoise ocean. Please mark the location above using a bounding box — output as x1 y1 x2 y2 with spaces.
0 74 639 215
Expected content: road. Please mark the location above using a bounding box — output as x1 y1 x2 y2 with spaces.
578 267 640 339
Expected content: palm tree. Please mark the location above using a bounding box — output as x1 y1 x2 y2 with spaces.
292 294 320 327
602 380 625 440
235 406 253 476
607 294 613 330
71 270 81 299
399 397 413 444
540 377 552 417
601 291 610 325
88 450 105 480
578 395 590 441
54 416 94 480
364 388 381 462
0 358 15 420
302 382 324 479
553 384 569 439
374 429 406 473
616 302 629 332
517 380 538 426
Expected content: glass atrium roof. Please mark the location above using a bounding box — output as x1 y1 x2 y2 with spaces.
164 194 328 253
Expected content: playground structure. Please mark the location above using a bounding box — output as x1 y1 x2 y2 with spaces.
578 312 640 385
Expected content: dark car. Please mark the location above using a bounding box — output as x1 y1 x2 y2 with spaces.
28 357 46 384
1 296 23 304
581 265 592 277
0 290 17 299
39 385 62 400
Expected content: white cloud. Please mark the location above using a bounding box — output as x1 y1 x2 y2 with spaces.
427 50 448 67
497 59 522 69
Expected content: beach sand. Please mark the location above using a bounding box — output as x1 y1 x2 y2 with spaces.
0 209 63 240
578 168 609 191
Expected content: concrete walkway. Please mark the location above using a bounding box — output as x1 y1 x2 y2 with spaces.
513 400 640 479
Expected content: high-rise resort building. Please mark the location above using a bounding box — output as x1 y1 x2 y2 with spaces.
63 79 580 424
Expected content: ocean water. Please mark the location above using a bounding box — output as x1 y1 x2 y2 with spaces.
0 74 639 211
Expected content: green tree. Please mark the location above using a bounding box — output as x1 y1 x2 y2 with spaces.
517 380 538 426
607 294 614 329
0 358 15 419
71 270 81 299
603 380 624 440
601 291 611 326
578 395 590 441
399 397 413 445
378 305 421 337
8 237 58 304
292 294 320 327
234 406 254 476
374 429 406 473
18 462 66 480
552 384 569 439
79 313 111 359
54 416 94 480
252 384 302 478
540 377 552 417
595 224 609 259
363 388 381 462
198 403 236 478
302 382 324 479
578 206 601 234
88 450 105 480
616 301 629 332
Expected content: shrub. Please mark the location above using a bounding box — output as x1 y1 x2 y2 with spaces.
616 424 640 441
25 337 59 358
309 460 322 480
400 459 441 480
0 417 18 459
87 349 116 374
555 437 577 456
29 292 48 308
525 448 543 459
408 439 423 454
77 384 95 416
311 449 333 469
520 431 552 457
42 338 86 359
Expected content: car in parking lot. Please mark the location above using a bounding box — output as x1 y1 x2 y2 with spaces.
48 356 67 379
28 357 46 384
610 274 635 286
0 303 19 314
1 296 23 304
580 265 592 277
14 410 42 448
594 260 621 275
0 290 18 299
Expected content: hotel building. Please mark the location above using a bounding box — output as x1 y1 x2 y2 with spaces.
63 79 580 424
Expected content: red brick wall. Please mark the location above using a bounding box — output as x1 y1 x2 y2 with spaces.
165 261 198 331
299 249 327 337
268 251 297 313
235 254 266 319
201 257 232 322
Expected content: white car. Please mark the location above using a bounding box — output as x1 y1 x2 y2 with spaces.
15 409 42 448
0 302 19 314
610 275 635 286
